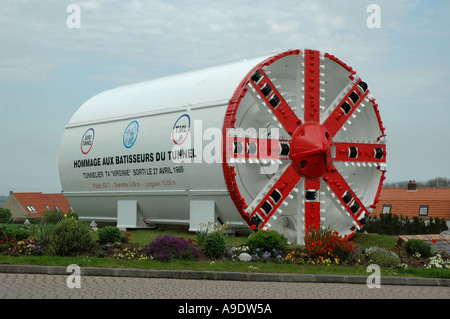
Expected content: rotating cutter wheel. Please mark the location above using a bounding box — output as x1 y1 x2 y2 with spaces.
222 49 386 244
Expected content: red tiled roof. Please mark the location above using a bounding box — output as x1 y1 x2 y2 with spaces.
12 193 72 217
373 187 450 219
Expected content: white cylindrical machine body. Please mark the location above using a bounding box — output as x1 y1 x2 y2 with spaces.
59 49 387 244
59 54 271 232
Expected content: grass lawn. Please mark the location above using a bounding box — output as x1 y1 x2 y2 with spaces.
1 227 449 279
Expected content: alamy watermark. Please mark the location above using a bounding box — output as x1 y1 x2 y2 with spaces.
171 121 282 174
66 264 81 288
366 264 381 288
64 263 381 289
66 4 81 29
65 4 380 30
366 4 381 29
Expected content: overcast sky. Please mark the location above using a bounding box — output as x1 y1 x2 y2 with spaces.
1 0 449 195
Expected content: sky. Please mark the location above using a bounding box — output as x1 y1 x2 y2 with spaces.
0 0 449 195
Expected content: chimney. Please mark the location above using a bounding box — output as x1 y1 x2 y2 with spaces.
407 180 417 192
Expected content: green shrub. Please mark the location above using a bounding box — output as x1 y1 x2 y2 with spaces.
195 227 209 246
98 226 123 244
247 230 289 256
361 213 448 235
305 227 358 262
365 246 400 268
0 226 9 241
196 221 229 245
42 210 66 224
427 217 448 234
145 235 198 261
410 217 427 235
0 208 12 223
0 226 30 241
47 218 95 256
403 239 432 258
5 228 30 241
29 223 56 240
204 231 226 258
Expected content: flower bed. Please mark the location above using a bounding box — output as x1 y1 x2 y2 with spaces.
1 222 449 271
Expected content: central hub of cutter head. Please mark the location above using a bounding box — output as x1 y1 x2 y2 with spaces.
290 122 333 178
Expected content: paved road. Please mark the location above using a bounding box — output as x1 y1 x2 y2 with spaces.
0 272 448 299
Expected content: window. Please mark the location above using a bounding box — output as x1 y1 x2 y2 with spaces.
419 205 429 216
54 206 61 212
26 205 36 213
45 205 50 211
382 205 392 214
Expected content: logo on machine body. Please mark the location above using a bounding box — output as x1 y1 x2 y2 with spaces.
172 114 190 145
81 128 95 154
123 120 139 149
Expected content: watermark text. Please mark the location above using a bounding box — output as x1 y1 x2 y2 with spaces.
366 264 381 288
66 264 81 288
366 4 381 29
66 4 81 29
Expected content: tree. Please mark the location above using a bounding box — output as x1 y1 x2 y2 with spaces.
0 208 12 223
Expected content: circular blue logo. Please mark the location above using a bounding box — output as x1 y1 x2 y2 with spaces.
123 121 139 148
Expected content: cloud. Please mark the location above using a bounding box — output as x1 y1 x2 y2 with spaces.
1 0 449 194
9 0 432 90
0 42 55 82
0 0 397 83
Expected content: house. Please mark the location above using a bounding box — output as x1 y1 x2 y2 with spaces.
2 192 73 219
372 180 450 228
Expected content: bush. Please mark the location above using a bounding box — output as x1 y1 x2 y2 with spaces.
29 223 55 240
305 228 358 262
427 217 448 234
0 208 12 223
146 235 198 261
0 227 6 241
247 230 289 256
204 231 226 258
403 239 433 258
42 210 66 224
98 226 123 244
0 226 30 241
365 248 398 268
361 213 448 235
4 228 30 241
410 217 427 235
196 221 229 245
47 218 95 256
365 246 400 268
361 213 409 235
0 227 15 251
195 227 209 246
